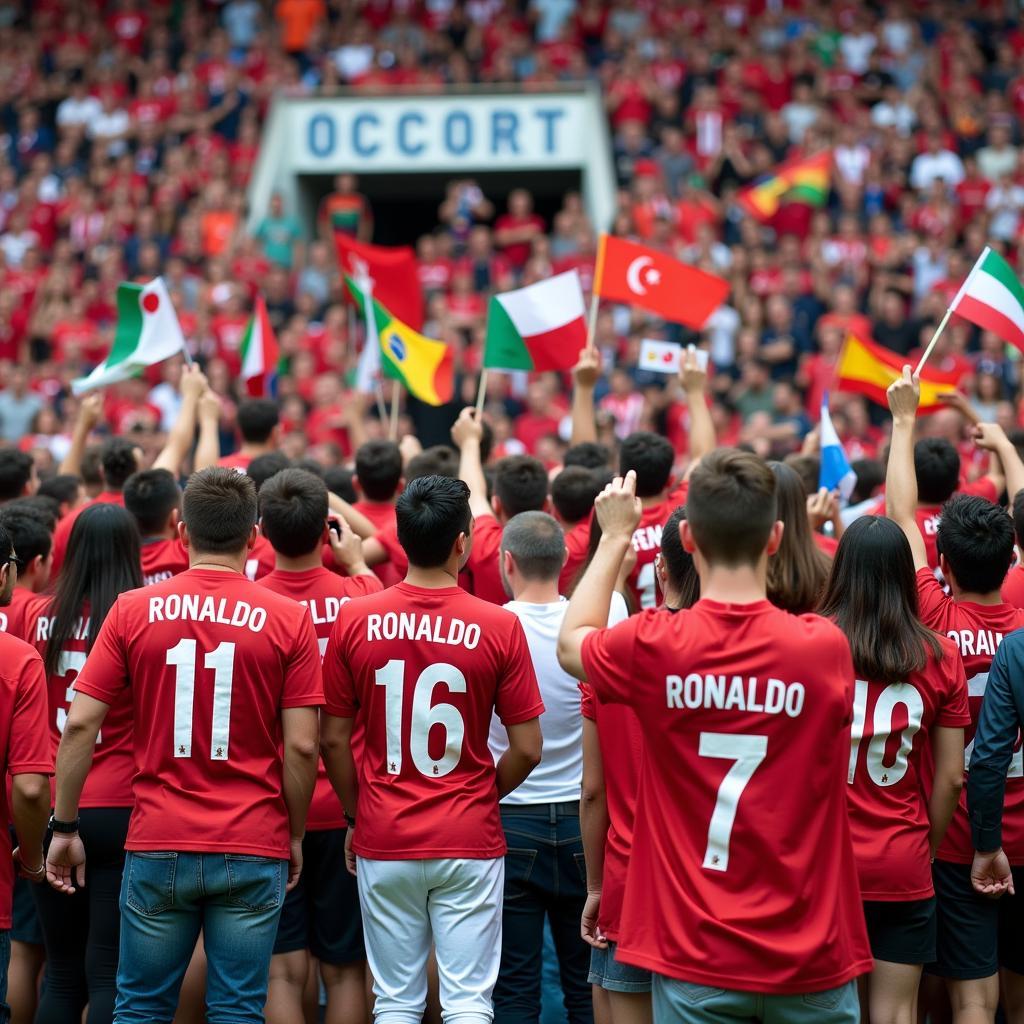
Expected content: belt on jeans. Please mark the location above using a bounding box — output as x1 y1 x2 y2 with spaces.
500 800 580 819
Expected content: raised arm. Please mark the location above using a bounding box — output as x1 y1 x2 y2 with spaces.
570 347 600 447
451 407 491 519
681 345 716 464
885 367 929 572
152 365 208 474
58 393 104 477
974 422 1024 505
193 389 223 472
326 492 377 539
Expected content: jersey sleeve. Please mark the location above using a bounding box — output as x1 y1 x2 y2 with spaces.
322 618 357 718
72 601 129 707
8 649 53 776
936 643 972 728
469 515 502 569
581 616 641 707
494 617 545 726
915 567 952 632
580 682 596 722
280 612 324 709
345 574 384 599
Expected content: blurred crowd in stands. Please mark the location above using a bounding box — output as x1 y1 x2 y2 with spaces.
1 0 1023 484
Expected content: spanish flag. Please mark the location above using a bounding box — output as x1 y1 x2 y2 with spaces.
836 334 959 412
737 151 831 222
345 277 453 406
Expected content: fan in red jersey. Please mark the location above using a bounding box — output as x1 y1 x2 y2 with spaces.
886 370 1024 1013
25 503 142 1023
0 508 52 639
321 474 543 1024
215 398 281 473
1002 492 1024 608
0 449 37 504
820 515 970 1023
559 456 871 1019
350 439 404 588
123 469 189 585
256 468 381 1024
0 523 53 1022
45 468 323 1023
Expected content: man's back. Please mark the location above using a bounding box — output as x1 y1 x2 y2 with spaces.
73 567 322 858
582 598 871 993
324 581 542 859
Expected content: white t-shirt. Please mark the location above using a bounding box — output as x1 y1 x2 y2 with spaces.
490 593 628 805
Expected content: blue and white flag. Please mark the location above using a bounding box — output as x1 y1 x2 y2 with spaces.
819 392 857 501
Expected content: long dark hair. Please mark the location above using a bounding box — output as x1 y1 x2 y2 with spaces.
568 515 637 615
660 506 700 610
766 462 831 615
44 504 143 678
818 516 942 685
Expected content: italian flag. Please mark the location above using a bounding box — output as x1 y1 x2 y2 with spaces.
72 278 187 394
952 247 1024 353
240 296 280 397
484 271 587 372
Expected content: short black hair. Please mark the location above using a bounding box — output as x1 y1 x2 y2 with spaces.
1014 488 1024 548
494 455 548 519
182 468 258 555
80 447 103 487
324 466 358 503
564 442 613 471
914 439 960 505
396 475 471 569
937 494 1014 594
619 432 674 497
783 454 819 497
3 495 58 529
550 466 600 525
37 474 82 508
124 469 181 535
0 507 52 564
850 458 884 505
406 446 458 482
355 440 403 502
0 449 34 501
237 399 280 444
259 468 328 558
294 458 326 479
247 452 292 491
101 437 140 490
0 522 10 563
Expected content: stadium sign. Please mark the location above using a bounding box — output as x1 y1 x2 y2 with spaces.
247 88 615 235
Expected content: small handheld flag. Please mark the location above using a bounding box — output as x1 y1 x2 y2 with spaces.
949 247 1024 355
737 151 831 222
239 296 280 398
818 393 856 500
638 339 709 375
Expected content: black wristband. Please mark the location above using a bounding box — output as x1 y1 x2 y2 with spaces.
48 815 79 834
344 812 356 828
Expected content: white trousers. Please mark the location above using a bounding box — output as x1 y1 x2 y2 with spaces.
356 856 504 1024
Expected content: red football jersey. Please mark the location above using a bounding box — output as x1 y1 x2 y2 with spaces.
258 567 383 829
845 635 970 900
71 569 324 857
27 600 134 808
581 600 871 993
559 519 592 595
244 534 276 581
626 503 667 611
51 491 125 576
580 682 644 942
0 587 46 641
353 501 401 588
1002 564 1024 608
465 514 507 605
323 583 543 859
915 569 1024 862
217 453 252 472
140 537 189 587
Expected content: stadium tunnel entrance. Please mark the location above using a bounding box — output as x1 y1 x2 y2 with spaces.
297 170 583 248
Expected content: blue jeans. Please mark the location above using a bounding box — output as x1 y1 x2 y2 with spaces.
114 851 286 1024
493 802 592 1024
0 928 10 1023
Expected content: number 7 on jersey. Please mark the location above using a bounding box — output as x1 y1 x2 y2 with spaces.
699 732 768 872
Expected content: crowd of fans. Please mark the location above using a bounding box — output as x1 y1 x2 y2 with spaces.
1 0 1024 482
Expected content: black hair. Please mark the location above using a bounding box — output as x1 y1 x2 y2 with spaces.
259 468 328 558
247 452 292 491
850 458 884 505
1013 487 1024 549
0 507 52 566
819 516 942 686
406 446 459 481
550 466 600 525
396 475 471 569
936 494 1014 594
124 469 181 535
80 447 103 488
0 522 10 563
619 432 674 498
783 454 819 497
914 438 960 505
660 506 699 610
0 449 34 501
1 496 58 532
324 466 358 503
355 440 403 501
294 458 326 479
494 455 548 519
100 437 140 490
237 399 280 444
182 468 258 555
44 504 143 678
564 442 613 472
37 474 82 509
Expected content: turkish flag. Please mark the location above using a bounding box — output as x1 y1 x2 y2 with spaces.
334 235 424 330
595 236 730 328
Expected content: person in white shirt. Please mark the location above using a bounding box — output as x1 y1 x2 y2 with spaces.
910 133 965 192
56 79 102 131
488 512 626 1024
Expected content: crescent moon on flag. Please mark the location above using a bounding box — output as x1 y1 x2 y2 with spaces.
626 256 654 295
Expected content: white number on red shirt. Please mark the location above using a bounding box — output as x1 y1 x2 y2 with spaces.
848 680 924 787
166 639 235 761
55 649 100 743
636 561 657 610
375 659 466 778
699 731 768 872
962 673 1023 778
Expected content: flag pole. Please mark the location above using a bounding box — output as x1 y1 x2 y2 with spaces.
389 386 400 440
475 370 488 416
914 247 989 376
586 234 607 350
374 382 388 423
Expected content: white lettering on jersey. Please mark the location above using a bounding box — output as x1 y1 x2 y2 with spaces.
301 595 350 625
666 673 805 718
34 616 88 643
365 612 480 650
631 524 663 553
144 570 174 587
148 595 267 633
947 629 1004 659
